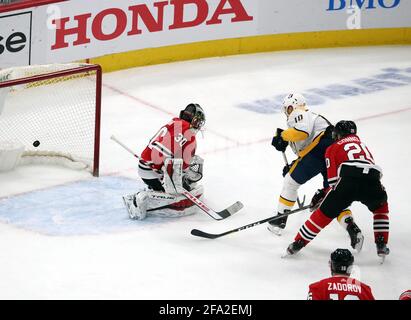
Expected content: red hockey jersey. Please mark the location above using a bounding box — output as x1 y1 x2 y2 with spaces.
325 134 381 187
140 118 197 171
308 275 375 300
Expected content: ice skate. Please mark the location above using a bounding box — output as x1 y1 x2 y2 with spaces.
267 213 288 236
282 239 305 258
345 216 364 252
376 235 390 264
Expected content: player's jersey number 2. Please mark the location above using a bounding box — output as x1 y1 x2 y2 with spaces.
344 142 374 163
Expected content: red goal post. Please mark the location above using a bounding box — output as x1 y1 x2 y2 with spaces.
0 63 102 176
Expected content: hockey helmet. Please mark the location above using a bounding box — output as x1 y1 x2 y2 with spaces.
329 249 354 275
179 103 206 130
282 93 307 117
399 290 411 300
333 120 357 140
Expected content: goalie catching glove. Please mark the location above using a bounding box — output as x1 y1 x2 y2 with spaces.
163 156 204 194
183 155 204 190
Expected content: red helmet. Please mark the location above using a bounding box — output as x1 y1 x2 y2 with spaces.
399 290 411 300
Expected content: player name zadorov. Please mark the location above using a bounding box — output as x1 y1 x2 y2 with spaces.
327 281 362 293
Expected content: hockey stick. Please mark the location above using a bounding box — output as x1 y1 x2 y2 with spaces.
282 151 306 208
191 205 311 239
111 135 244 220
111 135 140 160
180 189 243 220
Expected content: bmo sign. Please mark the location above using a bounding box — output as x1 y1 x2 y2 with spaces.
0 12 32 68
50 0 254 51
327 0 401 10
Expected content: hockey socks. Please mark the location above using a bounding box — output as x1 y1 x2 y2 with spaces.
373 202 389 244
295 209 333 245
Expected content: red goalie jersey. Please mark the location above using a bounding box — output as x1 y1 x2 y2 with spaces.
325 134 381 188
140 117 197 171
308 275 375 300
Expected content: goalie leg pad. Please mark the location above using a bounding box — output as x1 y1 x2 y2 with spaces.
149 204 199 218
163 158 184 194
148 185 204 218
124 185 204 219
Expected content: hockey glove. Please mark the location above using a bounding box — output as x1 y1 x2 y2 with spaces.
282 160 296 177
310 189 326 212
271 128 289 152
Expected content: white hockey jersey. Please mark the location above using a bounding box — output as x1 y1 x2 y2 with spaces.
286 110 330 156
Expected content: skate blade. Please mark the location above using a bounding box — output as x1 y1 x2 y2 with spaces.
267 226 283 236
281 251 294 259
378 254 387 265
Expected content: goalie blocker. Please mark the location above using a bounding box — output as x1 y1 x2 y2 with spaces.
123 157 204 220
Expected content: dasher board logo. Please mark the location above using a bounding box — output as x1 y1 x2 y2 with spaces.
0 11 32 69
327 0 401 10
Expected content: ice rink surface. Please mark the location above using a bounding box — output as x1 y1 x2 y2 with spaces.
0 46 410 299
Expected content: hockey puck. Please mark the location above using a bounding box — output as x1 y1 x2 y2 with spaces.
33 140 40 148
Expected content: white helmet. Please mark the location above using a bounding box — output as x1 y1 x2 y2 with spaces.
282 93 307 117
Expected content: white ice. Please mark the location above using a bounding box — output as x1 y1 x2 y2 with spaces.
0 46 410 299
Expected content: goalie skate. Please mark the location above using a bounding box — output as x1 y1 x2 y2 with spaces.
122 192 148 220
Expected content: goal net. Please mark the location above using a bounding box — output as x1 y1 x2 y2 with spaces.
0 63 102 176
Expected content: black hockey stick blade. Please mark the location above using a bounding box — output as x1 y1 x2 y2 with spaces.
191 205 311 239
191 228 222 239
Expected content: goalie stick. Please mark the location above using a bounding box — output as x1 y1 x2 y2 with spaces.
191 204 311 239
111 135 244 220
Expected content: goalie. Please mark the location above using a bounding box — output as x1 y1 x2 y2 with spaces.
123 103 206 220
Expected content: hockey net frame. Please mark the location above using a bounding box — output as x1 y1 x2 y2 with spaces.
0 64 102 176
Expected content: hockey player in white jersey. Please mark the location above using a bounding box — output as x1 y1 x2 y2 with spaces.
269 93 362 240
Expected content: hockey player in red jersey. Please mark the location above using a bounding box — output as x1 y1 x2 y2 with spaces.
138 103 205 191
122 103 206 220
285 121 390 262
308 249 375 300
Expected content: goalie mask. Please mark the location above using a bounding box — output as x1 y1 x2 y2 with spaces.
282 93 308 118
179 103 206 131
